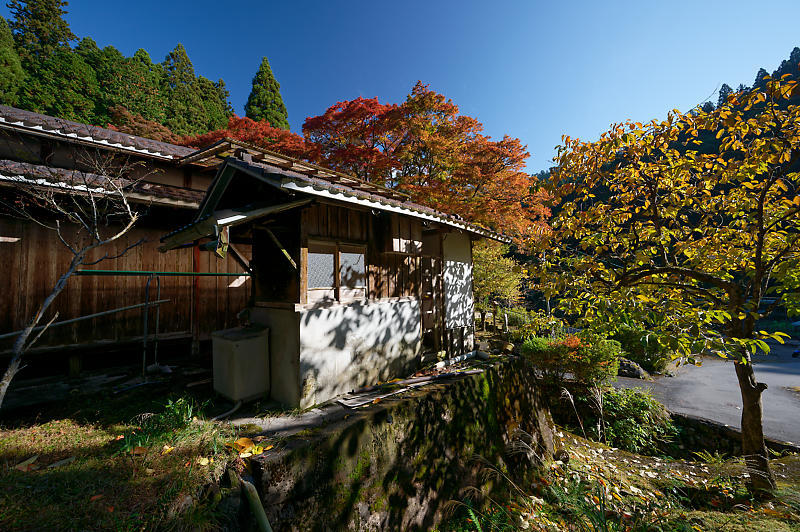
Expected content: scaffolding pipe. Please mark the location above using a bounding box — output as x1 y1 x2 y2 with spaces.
142 274 162 378
0 299 170 340
76 270 248 277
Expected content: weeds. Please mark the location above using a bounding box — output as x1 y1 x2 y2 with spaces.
118 396 203 453
445 430 800 531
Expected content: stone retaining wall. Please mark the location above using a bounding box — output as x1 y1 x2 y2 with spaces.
251 360 554 531
671 412 800 457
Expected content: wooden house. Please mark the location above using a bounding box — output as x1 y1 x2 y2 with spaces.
0 105 248 368
160 139 509 408
0 105 508 406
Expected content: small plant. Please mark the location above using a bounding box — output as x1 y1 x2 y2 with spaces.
581 388 677 454
693 449 728 465
118 396 202 453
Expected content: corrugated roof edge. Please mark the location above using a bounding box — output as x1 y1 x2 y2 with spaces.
0 105 195 160
227 157 512 243
0 159 203 208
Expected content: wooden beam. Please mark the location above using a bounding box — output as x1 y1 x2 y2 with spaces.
228 243 252 274
264 227 297 270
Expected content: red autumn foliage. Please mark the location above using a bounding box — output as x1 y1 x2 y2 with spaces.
181 115 316 160
303 82 550 245
303 97 403 182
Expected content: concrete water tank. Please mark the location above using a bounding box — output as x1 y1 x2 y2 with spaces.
212 325 269 402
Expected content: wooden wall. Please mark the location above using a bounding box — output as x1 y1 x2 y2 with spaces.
0 215 250 352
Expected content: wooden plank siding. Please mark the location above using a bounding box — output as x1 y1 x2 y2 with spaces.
0 216 250 352
302 203 422 302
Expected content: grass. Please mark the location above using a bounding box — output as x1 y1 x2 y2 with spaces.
0 381 241 530
441 428 800 531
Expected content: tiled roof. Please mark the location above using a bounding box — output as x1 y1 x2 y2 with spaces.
0 108 511 241
181 138 510 242
0 159 203 208
224 157 511 242
0 105 194 160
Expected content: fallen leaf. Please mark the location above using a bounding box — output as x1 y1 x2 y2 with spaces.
231 437 254 453
107 506 114 513
14 455 39 472
114 435 124 441
196 457 210 466
145 468 155 475
161 445 174 455
90 494 104 502
132 446 147 456
47 456 76 469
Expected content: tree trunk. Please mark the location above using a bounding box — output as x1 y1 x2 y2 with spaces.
479 310 487 331
734 355 776 493
0 252 83 410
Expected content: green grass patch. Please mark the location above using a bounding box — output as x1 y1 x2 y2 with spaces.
0 391 239 530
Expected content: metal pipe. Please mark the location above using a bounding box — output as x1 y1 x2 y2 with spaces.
0 299 170 340
154 276 161 367
76 270 248 277
142 275 162 378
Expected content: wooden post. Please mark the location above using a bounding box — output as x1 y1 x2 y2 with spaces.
299 208 309 304
68 354 81 378
191 242 200 357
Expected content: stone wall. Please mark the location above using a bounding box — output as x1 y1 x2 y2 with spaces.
251 360 554 531
671 413 800 457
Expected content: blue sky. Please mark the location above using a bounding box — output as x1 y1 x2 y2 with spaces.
3 1 800 172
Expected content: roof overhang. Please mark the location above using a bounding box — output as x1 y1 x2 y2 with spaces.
159 197 312 251
160 148 512 248
226 158 512 243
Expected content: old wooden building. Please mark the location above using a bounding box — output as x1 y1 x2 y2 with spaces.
0 105 507 407
160 139 509 407
0 105 249 363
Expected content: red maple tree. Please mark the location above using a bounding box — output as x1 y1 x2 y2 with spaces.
181 115 316 160
303 83 550 244
303 97 403 183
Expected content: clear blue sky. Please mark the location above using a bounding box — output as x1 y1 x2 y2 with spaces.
3 1 800 172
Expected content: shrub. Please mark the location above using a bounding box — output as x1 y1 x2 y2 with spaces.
510 311 565 343
612 326 671 373
521 333 621 388
585 388 677 454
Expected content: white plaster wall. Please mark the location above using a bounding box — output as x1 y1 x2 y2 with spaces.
298 299 421 408
442 232 475 329
249 307 301 407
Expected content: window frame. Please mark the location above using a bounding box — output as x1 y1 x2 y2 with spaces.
306 240 367 304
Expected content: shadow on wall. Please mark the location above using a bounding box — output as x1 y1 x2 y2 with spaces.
255 359 555 531
443 259 473 330
298 299 422 406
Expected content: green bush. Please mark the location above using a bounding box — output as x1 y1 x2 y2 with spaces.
521 334 621 388
585 388 677 454
505 307 530 327
510 311 565 343
612 326 671 373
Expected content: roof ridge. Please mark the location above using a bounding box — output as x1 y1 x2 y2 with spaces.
0 105 194 159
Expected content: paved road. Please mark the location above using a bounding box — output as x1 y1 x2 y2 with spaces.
614 341 800 444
